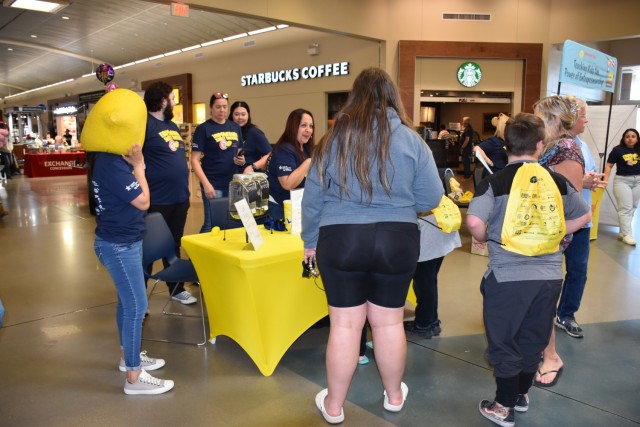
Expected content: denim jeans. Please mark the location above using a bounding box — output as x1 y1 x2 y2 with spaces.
200 187 227 233
557 226 590 320
94 237 147 371
613 175 640 237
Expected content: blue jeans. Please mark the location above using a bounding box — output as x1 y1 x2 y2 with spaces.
557 226 590 320
200 187 227 233
94 237 147 371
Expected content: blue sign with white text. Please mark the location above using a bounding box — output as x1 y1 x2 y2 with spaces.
559 40 617 93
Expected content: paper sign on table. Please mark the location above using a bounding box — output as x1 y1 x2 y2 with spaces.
234 199 264 250
289 188 304 234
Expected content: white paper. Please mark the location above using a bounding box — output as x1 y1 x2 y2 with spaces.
289 188 304 234
234 199 264 250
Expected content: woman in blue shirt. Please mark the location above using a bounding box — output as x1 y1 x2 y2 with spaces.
191 92 245 232
266 108 314 220
93 144 173 395
229 101 272 173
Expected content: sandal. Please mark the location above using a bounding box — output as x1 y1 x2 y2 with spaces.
534 366 563 388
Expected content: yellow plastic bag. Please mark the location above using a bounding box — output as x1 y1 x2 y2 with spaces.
501 163 566 256
430 194 462 233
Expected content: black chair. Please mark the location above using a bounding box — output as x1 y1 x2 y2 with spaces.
142 212 207 346
207 197 243 230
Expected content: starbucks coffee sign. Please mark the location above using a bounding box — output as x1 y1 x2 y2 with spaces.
457 62 482 87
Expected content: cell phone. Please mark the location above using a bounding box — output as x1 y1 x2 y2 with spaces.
236 148 244 156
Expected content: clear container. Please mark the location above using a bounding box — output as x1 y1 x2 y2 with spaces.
228 174 258 219
249 172 269 216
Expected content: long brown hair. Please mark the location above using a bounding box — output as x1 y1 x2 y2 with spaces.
273 108 314 161
313 67 412 201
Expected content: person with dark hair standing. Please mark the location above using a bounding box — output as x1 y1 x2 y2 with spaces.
460 116 475 179
604 128 640 246
142 81 195 305
266 108 314 220
468 113 590 426
191 92 244 233
302 67 442 424
229 101 272 173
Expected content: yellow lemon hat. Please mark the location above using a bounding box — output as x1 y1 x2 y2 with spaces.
81 88 147 155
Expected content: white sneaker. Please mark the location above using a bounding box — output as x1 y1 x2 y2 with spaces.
171 290 197 305
123 369 174 395
119 350 165 372
622 235 637 246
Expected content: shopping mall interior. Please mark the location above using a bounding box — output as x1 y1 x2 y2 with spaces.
1 1 640 426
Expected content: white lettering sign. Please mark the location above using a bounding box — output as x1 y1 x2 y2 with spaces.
241 62 350 87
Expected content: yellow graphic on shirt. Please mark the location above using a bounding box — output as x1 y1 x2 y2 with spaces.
211 131 239 151
622 153 638 166
158 129 184 152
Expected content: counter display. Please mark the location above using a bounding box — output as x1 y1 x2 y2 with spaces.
23 152 86 177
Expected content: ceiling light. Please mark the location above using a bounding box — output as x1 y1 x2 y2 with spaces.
181 44 201 52
222 33 248 42
201 39 222 47
248 26 276 36
61 15 69 19
3 0 69 13
276 24 289 29
30 34 37 38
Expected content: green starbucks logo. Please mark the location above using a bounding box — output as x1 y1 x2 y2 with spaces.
457 62 482 87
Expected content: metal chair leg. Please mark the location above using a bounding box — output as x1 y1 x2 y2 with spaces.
143 282 208 346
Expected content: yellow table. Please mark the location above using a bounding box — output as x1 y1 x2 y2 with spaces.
182 227 329 376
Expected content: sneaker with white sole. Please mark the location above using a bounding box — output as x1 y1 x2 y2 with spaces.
555 316 584 338
123 369 174 395
514 394 529 413
622 235 637 246
171 290 197 305
479 400 515 427
119 350 165 372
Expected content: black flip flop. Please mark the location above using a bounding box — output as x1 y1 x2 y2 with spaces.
534 366 563 388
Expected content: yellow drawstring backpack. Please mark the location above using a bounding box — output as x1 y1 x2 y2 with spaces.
501 163 566 256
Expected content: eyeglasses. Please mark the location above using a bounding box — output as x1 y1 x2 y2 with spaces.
213 92 228 100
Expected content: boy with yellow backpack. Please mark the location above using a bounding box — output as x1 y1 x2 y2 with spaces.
466 113 591 427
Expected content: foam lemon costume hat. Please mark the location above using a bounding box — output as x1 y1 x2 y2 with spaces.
81 88 147 154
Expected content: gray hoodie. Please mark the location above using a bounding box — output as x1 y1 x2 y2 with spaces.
302 108 443 248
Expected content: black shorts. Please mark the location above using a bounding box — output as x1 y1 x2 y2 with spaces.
316 222 419 308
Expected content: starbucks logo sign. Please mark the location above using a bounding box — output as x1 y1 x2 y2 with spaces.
457 62 482 87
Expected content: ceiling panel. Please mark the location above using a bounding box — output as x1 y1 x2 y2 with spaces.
0 0 280 99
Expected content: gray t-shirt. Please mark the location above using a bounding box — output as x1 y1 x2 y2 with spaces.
468 161 589 282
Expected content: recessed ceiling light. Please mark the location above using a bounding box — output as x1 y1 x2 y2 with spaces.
61 16 69 20
8 48 13 51
4 0 70 13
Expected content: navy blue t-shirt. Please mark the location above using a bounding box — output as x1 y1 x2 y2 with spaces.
478 136 508 172
92 153 145 243
607 145 640 176
267 143 307 205
192 119 243 189
142 114 190 205
243 125 272 167
462 125 474 153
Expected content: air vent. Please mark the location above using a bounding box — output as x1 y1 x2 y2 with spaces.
244 40 256 48
443 13 491 21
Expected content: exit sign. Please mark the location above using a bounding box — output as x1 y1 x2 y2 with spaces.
171 2 190 17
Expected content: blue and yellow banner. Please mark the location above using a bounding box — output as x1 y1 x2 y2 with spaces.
559 40 617 93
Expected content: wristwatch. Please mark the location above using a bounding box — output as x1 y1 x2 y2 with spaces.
250 164 257 171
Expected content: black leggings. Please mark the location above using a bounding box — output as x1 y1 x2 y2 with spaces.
316 222 419 308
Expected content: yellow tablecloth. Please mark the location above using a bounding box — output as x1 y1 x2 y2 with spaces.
182 227 329 376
